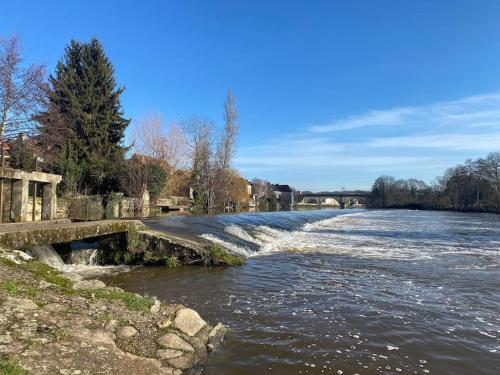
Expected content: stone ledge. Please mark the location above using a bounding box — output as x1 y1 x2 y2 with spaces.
0 167 62 183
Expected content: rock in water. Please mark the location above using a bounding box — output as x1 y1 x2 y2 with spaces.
209 322 226 341
157 333 194 352
173 308 206 336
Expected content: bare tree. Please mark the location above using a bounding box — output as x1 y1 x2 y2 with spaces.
181 91 240 212
0 35 45 149
484 152 500 212
368 153 500 212
132 114 190 196
218 89 239 168
183 116 216 210
215 90 239 208
119 155 149 212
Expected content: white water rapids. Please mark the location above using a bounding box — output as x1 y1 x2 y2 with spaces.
26 243 127 276
199 210 500 265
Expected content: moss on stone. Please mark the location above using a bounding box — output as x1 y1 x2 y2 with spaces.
165 255 179 268
0 257 17 267
22 261 74 294
127 226 142 252
206 244 245 266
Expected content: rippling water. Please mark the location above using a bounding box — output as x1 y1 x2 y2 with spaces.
102 209 500 374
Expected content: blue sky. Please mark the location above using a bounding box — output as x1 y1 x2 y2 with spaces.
2 1 500 191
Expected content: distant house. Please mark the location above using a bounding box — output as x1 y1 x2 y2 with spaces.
246 181 252 197
272 184 294 208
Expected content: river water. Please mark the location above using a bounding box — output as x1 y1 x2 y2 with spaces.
101 209 500 374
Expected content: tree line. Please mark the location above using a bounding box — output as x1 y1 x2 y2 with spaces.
368 152 500 213
0 34 246 213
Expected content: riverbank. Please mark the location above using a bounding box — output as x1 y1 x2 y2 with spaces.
367 203 500 214
0 248 226 375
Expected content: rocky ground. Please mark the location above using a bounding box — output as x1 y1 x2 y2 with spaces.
0 248 225 375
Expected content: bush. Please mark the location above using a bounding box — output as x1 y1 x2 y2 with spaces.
147 163 167 200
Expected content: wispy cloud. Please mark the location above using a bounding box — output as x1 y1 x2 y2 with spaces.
369 132 500 151
309 108 416 132
236 154 434 168
237 92 500 189
309 92 500 133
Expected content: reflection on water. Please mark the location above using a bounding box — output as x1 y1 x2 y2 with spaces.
102 210 500 374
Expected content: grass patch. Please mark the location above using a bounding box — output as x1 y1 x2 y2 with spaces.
120 292 153 311
2 281 20 296
54 328 71 341
22 261 74 294
65 307 82 314
25 286 39 298
97 313 112 323
206 244 245 266
0 358 26 375
83 289 153 312
117 317 128 327
2 280 39 299
0 257 18 268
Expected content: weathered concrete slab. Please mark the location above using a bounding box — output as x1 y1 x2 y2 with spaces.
0 167 62 183
0 219 71 231
0 219 143 249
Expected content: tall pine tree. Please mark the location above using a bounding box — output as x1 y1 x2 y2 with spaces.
38 38 129 194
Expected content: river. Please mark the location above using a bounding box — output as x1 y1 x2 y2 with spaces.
101 209 500 374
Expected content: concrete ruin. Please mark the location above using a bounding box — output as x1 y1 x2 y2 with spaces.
0 167 62 223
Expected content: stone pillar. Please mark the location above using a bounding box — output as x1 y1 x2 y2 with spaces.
42 182 57 220
141 189 150 216
11 178 29 222
0 179 11 223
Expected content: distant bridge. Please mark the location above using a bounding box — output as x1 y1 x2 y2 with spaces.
298 191 369 208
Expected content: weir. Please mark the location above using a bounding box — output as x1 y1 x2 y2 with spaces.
0 218 238 267
0 219 143 249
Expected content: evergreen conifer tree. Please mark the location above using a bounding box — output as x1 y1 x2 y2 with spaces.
38 38 129 194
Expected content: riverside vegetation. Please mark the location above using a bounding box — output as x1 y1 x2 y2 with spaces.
0 248 227 374
0 34 249 215
368 152 500 213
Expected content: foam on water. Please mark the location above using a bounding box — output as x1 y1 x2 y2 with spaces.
27 245 65 269
199 210 500 264
200 233 256 257
224 224 263 245
26 244 129 276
